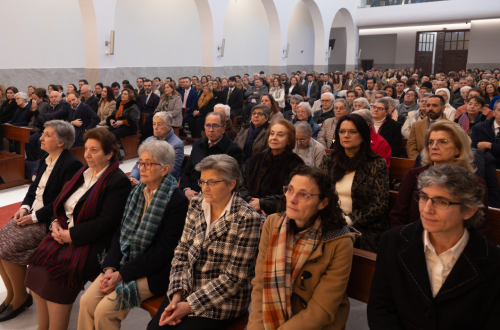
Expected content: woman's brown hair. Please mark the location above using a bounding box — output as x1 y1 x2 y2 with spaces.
83 127 120 160
161 82 181 100
121 88 136 101
98 86 116 106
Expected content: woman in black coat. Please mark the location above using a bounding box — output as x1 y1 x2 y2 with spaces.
25 128 131 330
0 87 19 124
106 88 141 139
368 165 500 330
187 83 216 138
240 119 304 215
78 140 188 329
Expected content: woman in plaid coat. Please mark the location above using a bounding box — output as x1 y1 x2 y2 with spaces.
148 154 261 330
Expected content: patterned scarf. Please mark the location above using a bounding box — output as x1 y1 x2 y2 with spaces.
458 112 482 135
262 215 322 330
29 159 120 289
113 174 178 310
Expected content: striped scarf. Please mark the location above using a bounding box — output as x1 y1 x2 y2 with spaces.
111 173 177 310
262 215 322 330
29 159 120 289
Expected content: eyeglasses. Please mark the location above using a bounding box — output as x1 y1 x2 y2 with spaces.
296 111 308 115
252 112 266 117
320 100 332 103
283 186 320 202
334 107 346 111
371 106 386 111
427 139 452 148
296 138 308 143
198 179 225 187
136 162 163 170
204 124 222 130
338 129 359 136
414 192 462 210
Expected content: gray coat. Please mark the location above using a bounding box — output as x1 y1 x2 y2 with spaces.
154 94 183 127
244 85 268 104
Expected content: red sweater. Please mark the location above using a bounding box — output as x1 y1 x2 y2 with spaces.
370 128 391 170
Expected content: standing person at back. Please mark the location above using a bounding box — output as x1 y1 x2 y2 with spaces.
180 77 199 133
220 76 243 112
303 74 319 106
138 79 160 141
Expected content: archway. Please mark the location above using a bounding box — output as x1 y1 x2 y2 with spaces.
329 8 357 72
286 1 315 74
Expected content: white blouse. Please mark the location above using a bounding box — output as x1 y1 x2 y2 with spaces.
201 193 235 239
21 154 61 222
336 171 356 226
63 165 108 228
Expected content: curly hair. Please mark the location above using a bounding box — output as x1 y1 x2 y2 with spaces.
276 166 346 232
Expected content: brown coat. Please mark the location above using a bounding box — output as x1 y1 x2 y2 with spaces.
97 100 116 126
406 116 453 159
248 214 360 330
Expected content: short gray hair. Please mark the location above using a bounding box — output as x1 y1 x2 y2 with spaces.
82 84 92 92
153 111 173 126
353 97 370 109
420 92 433 102
294 121 312 136
321 85 332 92
493 99 500 111
418 164 484 229
252 105 270 119
138 139 175 173
194 154 242 192
352 109 374 127
205 111 225 126
214 103 231 117
460 86 472 93
290 94 304 104
375 90 387 97
381 96 398 108
297 102 312 117
15 92 29 103
321 92 335 102
374 98 390 111
44 120 75 150
333 98 348 108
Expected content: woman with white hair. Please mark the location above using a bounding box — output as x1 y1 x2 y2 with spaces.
214 103 237 140
353 97 370 111
317 99 350 149
292 102 321 140
293 121 326 167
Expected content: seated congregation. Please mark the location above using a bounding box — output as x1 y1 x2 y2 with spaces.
0 67 499 330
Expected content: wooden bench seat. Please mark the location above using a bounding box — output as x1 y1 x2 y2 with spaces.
120 113 147 161
389 157 414 181
0 125 33 189
70 146 87 166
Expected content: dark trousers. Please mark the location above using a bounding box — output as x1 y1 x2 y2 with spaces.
26 132 42 161
182 109 193 125
108 125 136 140
147 297 235 330
140 116 154 142
238 103 255 124
187 115 205 138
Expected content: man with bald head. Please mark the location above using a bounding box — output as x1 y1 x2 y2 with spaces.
25 91 72 161
80 84 99 113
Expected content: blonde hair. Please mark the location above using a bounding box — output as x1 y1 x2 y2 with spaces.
204 82 214 93
421 121 475 173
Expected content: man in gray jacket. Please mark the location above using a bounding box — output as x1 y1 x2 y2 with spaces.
231 77 268 123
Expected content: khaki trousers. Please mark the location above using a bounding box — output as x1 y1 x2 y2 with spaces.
78 273 154 330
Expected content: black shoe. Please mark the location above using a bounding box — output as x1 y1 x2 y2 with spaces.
0 295 33 322
0 302 6 315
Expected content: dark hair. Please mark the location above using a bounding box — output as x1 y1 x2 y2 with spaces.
276 166 347 232
405 89 417 98
266 119 296 150
154 77 161 81
260 71 265 75
428 95 445 106
69 84 79 93
366 77 376 84
396 80 405 86
260 94 280 116
48 84 58 92
143 79 152 84
79 79 89 84
83 127 119 160
468 95 486 107
122 87 137 101
383 85 397 99
99 86 115 105
407 78 416 86
469 87 484 97
136 78 144 83
95 82 104 89
421 81 433 89
346 90 356 97
56 85 64 92
66 91 80 99
111 82 120 89
6 86 19 97
122 80 130 85
33 88 48 102
229 76 236 82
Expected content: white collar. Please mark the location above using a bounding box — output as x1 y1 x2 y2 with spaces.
45 153 61 166
423 228 469 259
494 120 499 131
83 164 109 183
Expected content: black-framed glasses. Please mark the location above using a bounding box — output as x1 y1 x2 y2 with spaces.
283 185 320 202
252 112 266 117
414 192 463 210
338 129 358 136
198 179 225 187
204 124 222 130
136 162 163 170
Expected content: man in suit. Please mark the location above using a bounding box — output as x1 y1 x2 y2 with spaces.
80 85 99 113
66 92 100 147
317 74 333 100
303 74 319 107
194 82 203 98
135 77 145 96
280 73 290 92
180 77 200 126
299 71 307 85
153 77 164 95
407 95 450 159
471 99 500 168
234 78 268 123
180 112 242 201
364 78 377 104
138 79 160 141
372 98 403 157
111 82 121 104
220 76 243 110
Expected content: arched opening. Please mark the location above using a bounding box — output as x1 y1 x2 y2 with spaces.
286 1 315 74
329 8 357 72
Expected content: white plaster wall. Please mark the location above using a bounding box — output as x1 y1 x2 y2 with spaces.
329 28 347 66
222 0 270 66
286 1 315 66
468 19 500 68
358 34 397 68
114 0 201 67
0 0 85 69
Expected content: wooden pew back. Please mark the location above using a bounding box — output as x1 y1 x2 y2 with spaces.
346 248 377 303
389 157 414 181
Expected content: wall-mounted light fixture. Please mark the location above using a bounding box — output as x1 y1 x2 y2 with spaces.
105 30 115 55
218 39 225 57
282 43 290 58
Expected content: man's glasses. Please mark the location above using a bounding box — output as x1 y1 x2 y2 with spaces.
204 124 222 130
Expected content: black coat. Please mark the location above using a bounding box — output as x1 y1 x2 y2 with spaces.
102 187 188 295
138 92 160 115
367 221 500 330
37 100 72 129
0 100 19 124
8 102 31 126
220 87 243 110
179 134 243 192
23 149 82 231
471 117 500 169
378 115 403 157
312 107 335 126
66 102 100 147
83 95 99 113
57 169 131 276
285 85 301 96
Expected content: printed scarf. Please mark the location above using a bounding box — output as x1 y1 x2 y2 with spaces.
262 215 322 330
458 112 482 135
113 174 177 310
29 159 120 289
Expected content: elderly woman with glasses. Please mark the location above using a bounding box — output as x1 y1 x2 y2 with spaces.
79 139 189 330
368 165 500 330
235 105 271 161
293 121 326 168
320 114 389 253
390 121 491 232
292 102 321 140
147 154 260 330
284 94 304 121
317 99 350 149
248 166 360 330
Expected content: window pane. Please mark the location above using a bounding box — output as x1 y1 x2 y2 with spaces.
419 34 423 42
427 43 432 51
451 41 457 50
457 41 463 50
445 32 451 41
419 43 422 51
452 32 458 41
444 42 450 50
465 31 470 40
430 43 433 52
458 32 464 41
464 40 469 50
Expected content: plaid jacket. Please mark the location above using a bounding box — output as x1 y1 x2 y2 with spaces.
168 192 261 320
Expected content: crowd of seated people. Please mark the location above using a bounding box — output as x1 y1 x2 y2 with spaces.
0 66 499 329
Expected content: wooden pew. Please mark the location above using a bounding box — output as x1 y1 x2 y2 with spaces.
233 116 242 131
401 138 408 157
486 208 500 246
325 149 333 154
120 113 147 161
346 248 377 303
70 146 87 166
0 125 34 189
497 170 500 188
389 157 414 181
